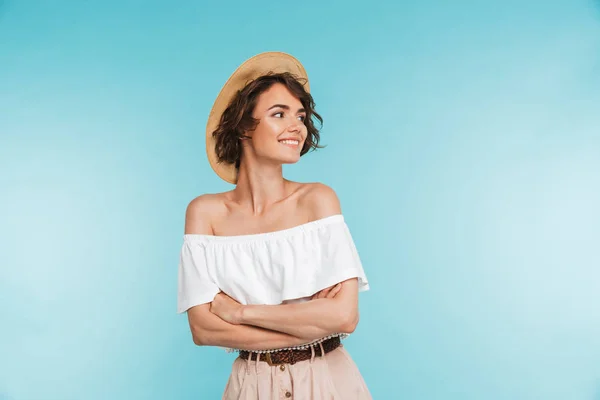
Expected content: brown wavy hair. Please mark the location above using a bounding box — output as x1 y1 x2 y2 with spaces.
212 72 324 169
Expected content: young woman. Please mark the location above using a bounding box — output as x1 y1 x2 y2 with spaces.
177 52 371 399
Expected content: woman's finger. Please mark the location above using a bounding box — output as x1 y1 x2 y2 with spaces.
312 285 334 300
326 283 342 298
317 287 332 299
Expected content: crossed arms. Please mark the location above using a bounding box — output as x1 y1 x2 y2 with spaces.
183 185 361 351
187 278 359 351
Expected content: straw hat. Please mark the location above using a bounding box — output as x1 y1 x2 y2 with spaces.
205 51 310 184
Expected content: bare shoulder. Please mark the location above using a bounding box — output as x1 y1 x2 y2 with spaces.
299 182 342 220
184 192 228 235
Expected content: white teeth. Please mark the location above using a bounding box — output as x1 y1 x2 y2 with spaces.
280 140 299 145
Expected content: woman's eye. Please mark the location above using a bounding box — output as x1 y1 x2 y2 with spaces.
273 112 306 122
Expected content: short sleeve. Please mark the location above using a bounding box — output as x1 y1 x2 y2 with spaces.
177 238 221 314
279 217 370 302
316 221 370 292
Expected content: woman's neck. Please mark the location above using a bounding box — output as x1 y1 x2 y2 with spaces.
231 161 291 216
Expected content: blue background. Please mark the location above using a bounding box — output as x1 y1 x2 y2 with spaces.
1 1 599 399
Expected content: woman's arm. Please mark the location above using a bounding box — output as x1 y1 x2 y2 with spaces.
187 304 310 350
240 278 359 340
212 278 359 341
188 283 343 349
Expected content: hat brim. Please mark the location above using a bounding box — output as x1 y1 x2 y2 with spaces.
205 51 310 184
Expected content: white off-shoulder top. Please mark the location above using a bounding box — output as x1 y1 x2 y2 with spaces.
177 214 370 352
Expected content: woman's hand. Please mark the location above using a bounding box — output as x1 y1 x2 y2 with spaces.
311 283 342 300
210 292 244 325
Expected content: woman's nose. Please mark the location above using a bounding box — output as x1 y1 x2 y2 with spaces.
288 118 304 132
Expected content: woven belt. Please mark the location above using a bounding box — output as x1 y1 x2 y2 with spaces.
238 336 341 366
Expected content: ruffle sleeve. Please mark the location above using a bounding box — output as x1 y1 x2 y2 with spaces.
279 218 370 302
177 238 221 313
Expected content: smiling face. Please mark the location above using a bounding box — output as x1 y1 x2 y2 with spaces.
242 82 308 166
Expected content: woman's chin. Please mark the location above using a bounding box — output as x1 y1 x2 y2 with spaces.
273 153 301 165
281 156 301 165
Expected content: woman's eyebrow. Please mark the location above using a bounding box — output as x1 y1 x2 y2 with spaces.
267 104 306 113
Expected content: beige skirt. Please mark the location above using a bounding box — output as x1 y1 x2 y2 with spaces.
222 345 372 399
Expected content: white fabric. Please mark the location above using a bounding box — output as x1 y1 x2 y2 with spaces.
176 214 370 350
177 214 369 312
